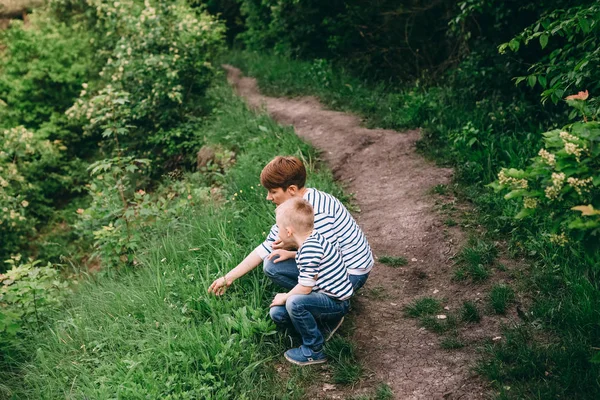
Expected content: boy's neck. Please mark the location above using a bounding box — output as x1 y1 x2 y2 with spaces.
294 229 314 248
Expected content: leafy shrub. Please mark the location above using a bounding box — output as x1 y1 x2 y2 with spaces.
500 3 600 105
0 256 69 343
0 126 67 264
491 97 600 249
65 0 225 166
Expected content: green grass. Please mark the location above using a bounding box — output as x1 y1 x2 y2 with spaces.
0 82 348 399
461 301 482 323
379 255 408 267
431 184 449 195
403 297 442 318
489 284 515 314
325 337 363 384
454 237 497 282
444 218 458 227
419 314 458 334
440 336 465 350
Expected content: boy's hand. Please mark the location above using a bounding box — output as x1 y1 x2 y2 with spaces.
267 249 296 263
272 239 297 251
208 276 231 296
270 293 288 307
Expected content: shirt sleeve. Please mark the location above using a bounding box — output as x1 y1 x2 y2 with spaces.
297 244 323 287
254 224 279 259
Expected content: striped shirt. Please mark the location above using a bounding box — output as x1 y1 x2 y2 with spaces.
296 231 353 301
255 188 374 275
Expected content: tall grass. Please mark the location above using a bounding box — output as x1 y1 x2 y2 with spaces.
0 81 345 399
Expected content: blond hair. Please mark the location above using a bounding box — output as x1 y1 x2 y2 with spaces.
276 197 314 233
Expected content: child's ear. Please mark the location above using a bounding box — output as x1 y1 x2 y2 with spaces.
286 226 293 237
287 185 298 195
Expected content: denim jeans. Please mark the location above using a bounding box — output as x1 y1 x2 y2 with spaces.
263 255 370 291
270 292 350 351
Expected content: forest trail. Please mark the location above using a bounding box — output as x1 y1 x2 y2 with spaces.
224 65 492 400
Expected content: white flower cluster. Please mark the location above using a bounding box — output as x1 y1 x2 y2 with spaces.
498 169 528 189
538 148 556 167
564 142 585 162
545 172 565 200
523 197 538 209
559 130 586 162
549 232 568 246
567 177 593 196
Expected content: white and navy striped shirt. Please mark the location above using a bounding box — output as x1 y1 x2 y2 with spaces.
255 188 374 275
296 231 353 301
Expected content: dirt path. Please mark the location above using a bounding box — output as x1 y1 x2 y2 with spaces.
225 65 492 400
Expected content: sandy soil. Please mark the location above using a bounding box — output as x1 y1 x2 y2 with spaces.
224 65 501 400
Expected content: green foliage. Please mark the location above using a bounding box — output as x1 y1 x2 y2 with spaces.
453 237 497 282
500 3 600 105
324 337 363 384
419 314 458 335
403 297 442 318
440 336 465 350
489 284 515 315
0 126 66 263
0 15 97 129
491 99 600 249
378 255 408 267
374 383 394 400
0 81 338 398
0 256 69 343
460 301 481 323
477 325 600 399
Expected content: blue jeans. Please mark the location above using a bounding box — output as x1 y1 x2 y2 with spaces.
263 256 370 291
270 292 350 351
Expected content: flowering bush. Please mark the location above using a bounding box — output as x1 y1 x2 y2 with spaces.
65 0 225 163
491 95 600 247
0 126 65 261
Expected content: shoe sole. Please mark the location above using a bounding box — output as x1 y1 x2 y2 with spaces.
325 316 344 342
284 353 327 366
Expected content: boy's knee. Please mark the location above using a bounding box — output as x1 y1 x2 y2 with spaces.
286 295 305 316
263 257 276 277
269 306 287 323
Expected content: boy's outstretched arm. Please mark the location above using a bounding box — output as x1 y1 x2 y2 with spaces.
207 250 263 296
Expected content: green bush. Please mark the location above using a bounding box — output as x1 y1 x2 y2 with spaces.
491 98 600 250
0 257 69 344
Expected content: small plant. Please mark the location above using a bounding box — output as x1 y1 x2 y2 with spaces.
325 337 362 384
454 237 496 282
489 284 515 314
461 301 481 323
419 314 458 334
431 184 448 195
404 297 442 318
0 256 70 342
375 383 394 400
440 336 465 349
379 255 408 267
444 218 458 227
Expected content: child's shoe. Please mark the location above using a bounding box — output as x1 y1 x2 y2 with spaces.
284 345 327 366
